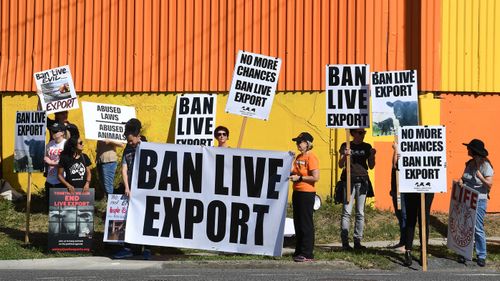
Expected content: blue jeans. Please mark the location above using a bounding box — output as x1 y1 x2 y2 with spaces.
98 162 117 195
475 199 488 259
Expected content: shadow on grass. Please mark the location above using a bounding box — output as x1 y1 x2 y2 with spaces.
317 245 407 267
429 215 448 237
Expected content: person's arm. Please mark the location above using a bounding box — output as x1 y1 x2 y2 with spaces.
476 170 493 191
368 148 376 169
392 142 398 169
122 163 130 197
105 139 125 148
338 145 349 168
83 166 91 192
58 166 75 194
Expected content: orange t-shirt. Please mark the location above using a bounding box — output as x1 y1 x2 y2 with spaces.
292 151 319 192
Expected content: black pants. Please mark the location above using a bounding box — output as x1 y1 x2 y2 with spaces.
292 191 315 259
404 193 434 251
45 181 65 207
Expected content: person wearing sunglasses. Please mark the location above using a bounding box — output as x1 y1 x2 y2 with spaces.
338 128 376 250
58 137 92 194
289 132 320 262
214 125 230 148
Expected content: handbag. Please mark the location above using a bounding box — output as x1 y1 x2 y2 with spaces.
334 180 346 204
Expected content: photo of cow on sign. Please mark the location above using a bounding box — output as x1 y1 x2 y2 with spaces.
371 70 419 136
124 142 293 257
325 64 370 128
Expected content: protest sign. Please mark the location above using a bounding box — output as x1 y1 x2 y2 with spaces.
48 188 94 252
225 51 281 120
124 142 293 256
82 102 136 143
34 65 78 114
398 126 447 193
103 194 129 243
371 70 419 136
13 111 46 173
325 64 370 128
447 182 478 259
175 94 217 146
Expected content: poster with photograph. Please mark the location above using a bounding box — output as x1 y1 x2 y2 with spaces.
13 111 46 173
398 126 447 193
48 188 94 252
103 194 129 243
34 65 78 114
325 64 370 128
371 70 419 136
82 102 136 143
225 51 281 120
175 94 217 146
447 182 479 260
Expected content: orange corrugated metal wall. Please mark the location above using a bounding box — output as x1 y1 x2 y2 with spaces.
0 0 440 93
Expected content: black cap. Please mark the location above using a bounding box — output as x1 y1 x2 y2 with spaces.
49 122 66 133
463 139 488 157
292 132 314 142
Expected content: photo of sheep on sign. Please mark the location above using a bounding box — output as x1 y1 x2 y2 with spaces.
370 70 419 136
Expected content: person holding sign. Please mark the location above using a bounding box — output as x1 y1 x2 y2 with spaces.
96 140 124 196
44 123 67 204
214 126 230 148
57 137 92 194
338 129 376 250
390 142 406 250
289 132 320 262
46 110 80 139
457 139 494 267
113 118 151 260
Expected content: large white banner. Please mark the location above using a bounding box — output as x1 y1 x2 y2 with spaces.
398 126 447 193
14 111 46 173
103 194 129 243
82 102 136 143
34 65 78 114
175 94 217 146
125 142 293 256
225 51 281 120
447 182 479 260
371 70 419 136
325 64 370 128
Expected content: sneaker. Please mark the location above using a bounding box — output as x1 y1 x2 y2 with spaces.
113 248 133 259
293 255 314 262
404 250 412 266
143 249 152 260
477 258 486 267
354 242 366 250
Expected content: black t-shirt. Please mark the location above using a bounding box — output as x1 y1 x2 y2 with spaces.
339 141 372 179
58 153 92 189
121 136 147 186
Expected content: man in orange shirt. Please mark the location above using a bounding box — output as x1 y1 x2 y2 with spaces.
289 132 320 262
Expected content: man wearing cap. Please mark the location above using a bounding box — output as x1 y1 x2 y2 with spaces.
289 132 320 262
44 123 67 205
338 128 376 250
458 139 494 267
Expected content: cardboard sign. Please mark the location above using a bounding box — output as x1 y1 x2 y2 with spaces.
398 126 447 193
175 94 217 146
48 188 95 252
82 102 136 143
447 182 478 260
325 64 370 128
13 111 46 173
225 51 281 120
103 194 129 243
371 70 419 136
34 65 78 114
124 142 293 256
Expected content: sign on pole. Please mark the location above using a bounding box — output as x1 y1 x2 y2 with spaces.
325 64 370 128
103 194 129 243
447 182 478 260
225 51 281 120
14 111 46 173
82 102 136 143
371 70 419 136
398 126 447 193
34 65 78 114
175 94 217 146
124 142 293 256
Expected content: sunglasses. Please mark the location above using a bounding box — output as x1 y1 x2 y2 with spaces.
78 141 84 145
216 132 227 137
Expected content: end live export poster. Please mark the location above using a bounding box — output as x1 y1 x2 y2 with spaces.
48 188 94 252
34 65 78 114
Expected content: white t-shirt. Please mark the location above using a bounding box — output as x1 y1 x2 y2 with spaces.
45 139 66 185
